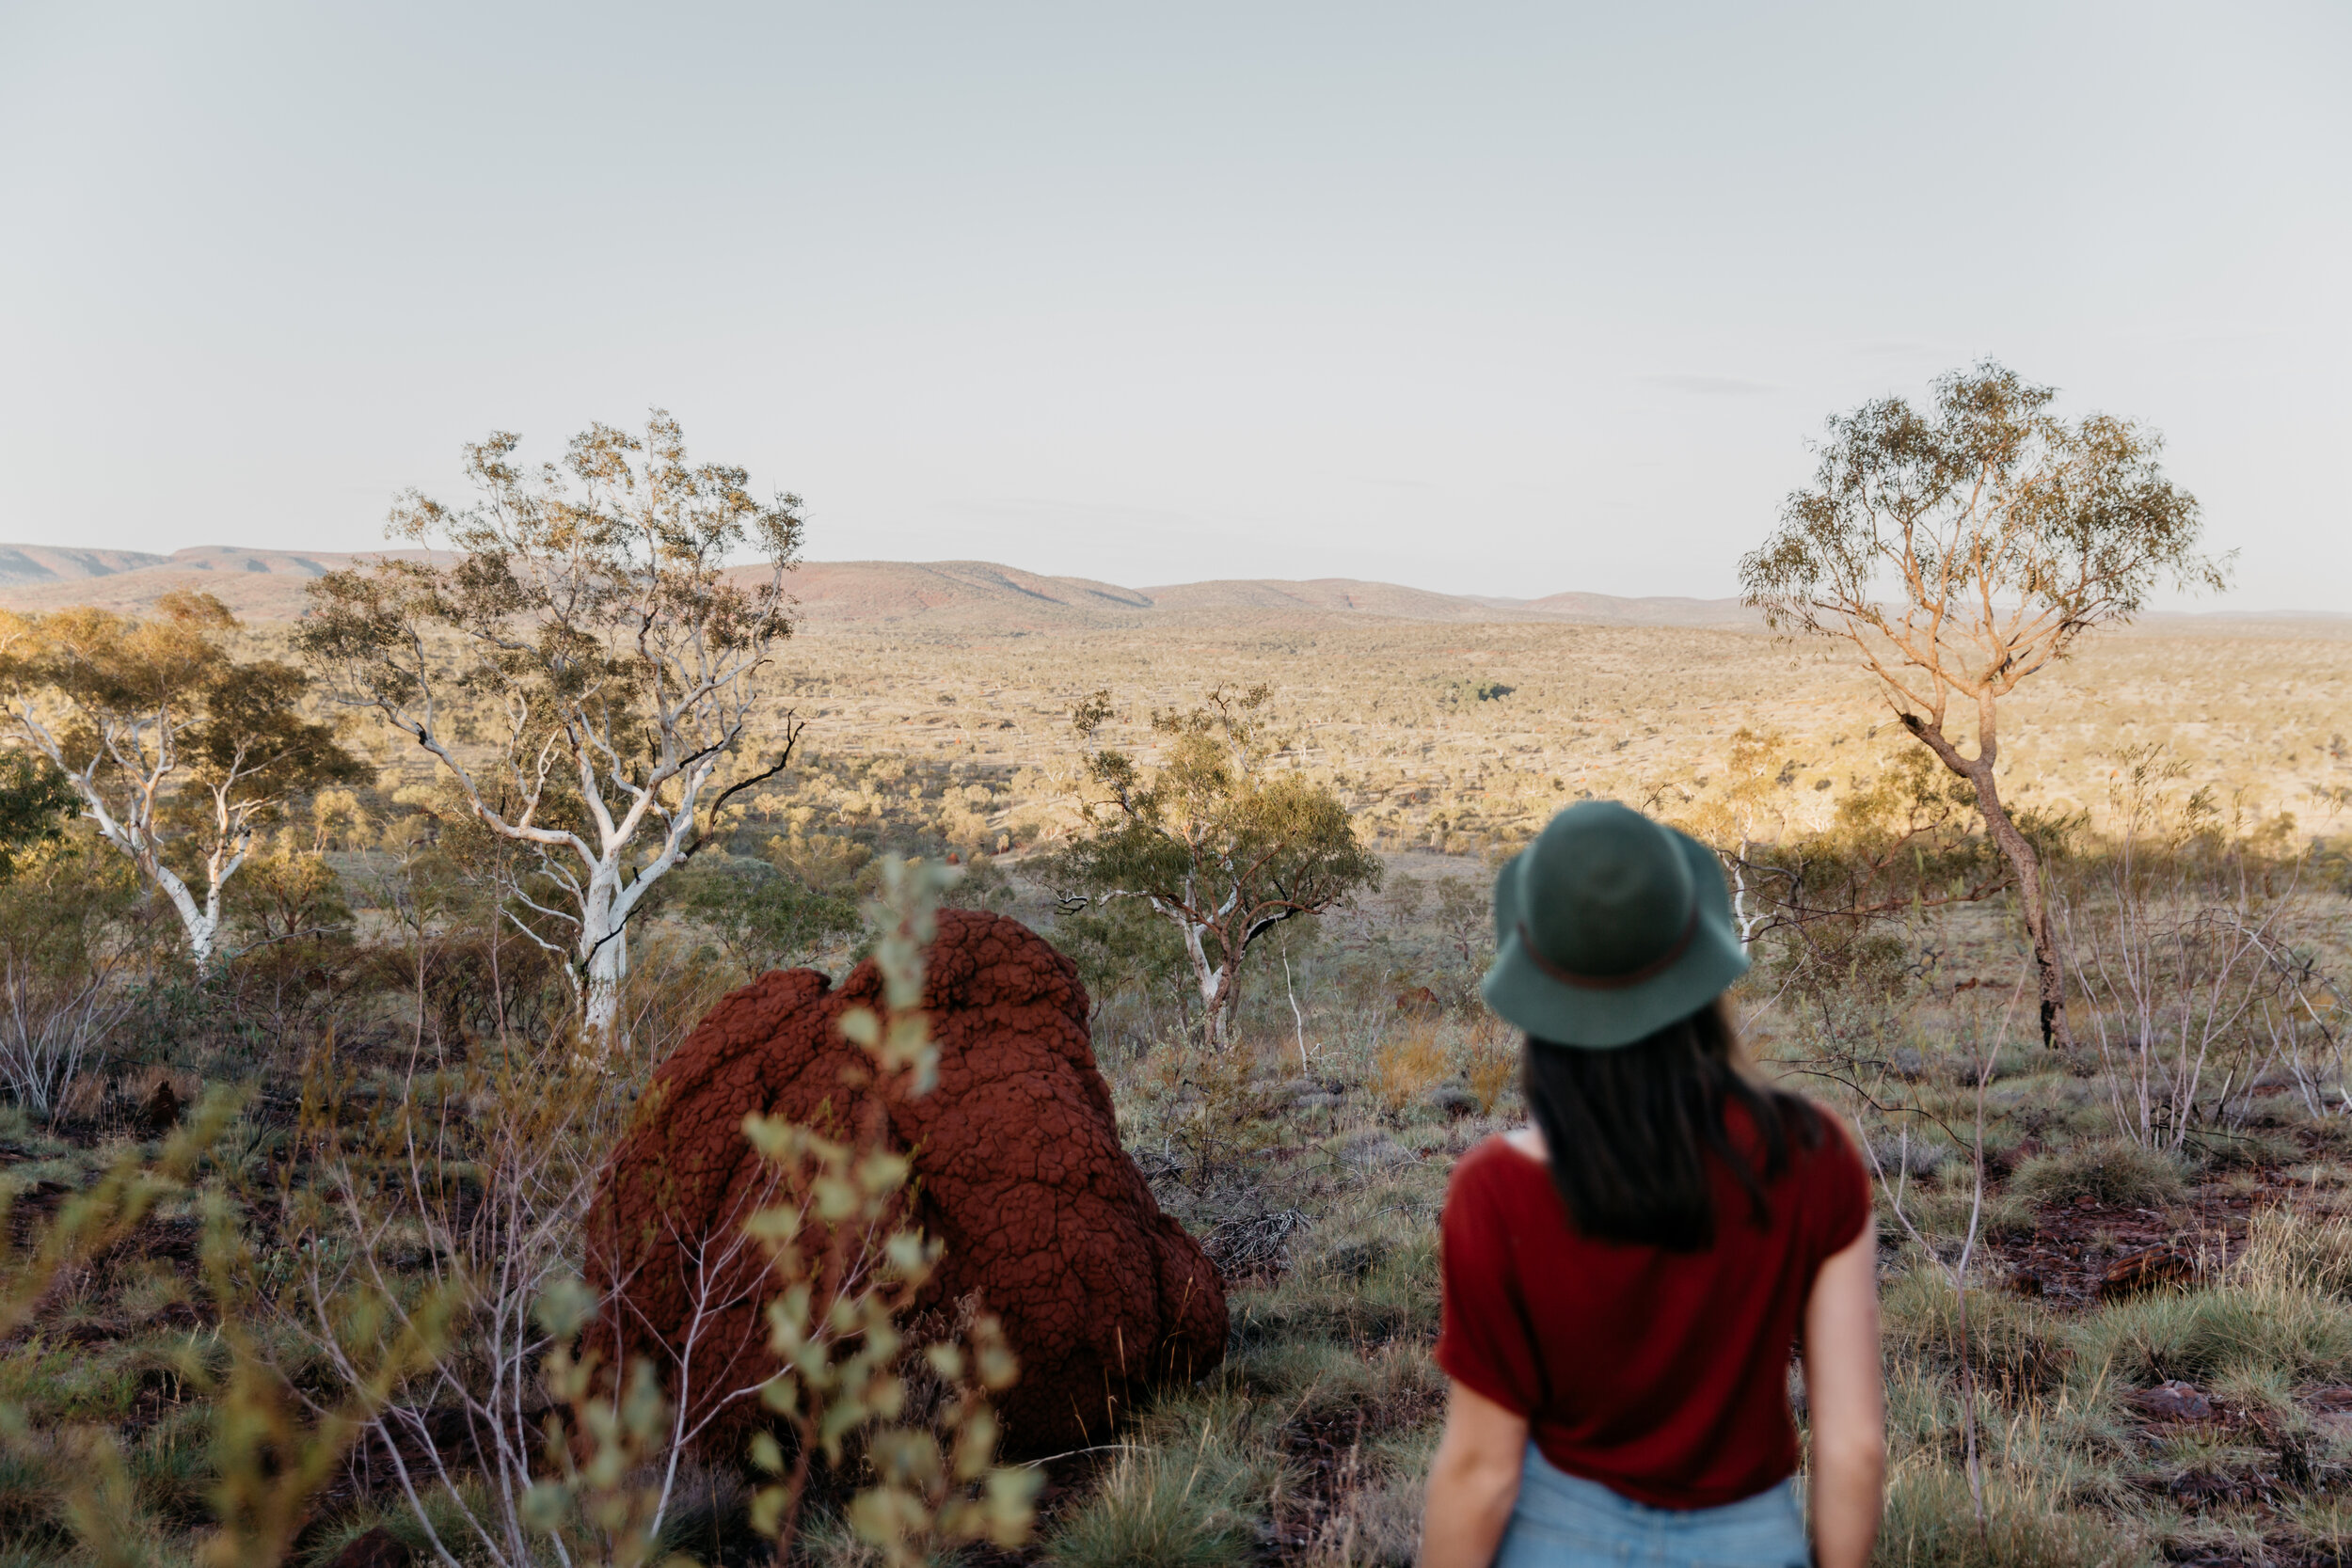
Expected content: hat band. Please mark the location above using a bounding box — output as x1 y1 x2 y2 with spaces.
1516 907 1699 991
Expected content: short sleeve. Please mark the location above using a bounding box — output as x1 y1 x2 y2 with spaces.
1433 1144 1543 1417
1810 1112 1873 1261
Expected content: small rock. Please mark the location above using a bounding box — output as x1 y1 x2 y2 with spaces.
136 1079 182 1138
1868 1136 1947 1180
1337 1132 1411 1171
1427 1085 1479 1118
2100 1244 2196 1299
326 1528 413 1568
2126 1380 2214 1422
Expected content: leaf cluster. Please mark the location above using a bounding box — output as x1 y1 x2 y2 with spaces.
1740 359 2227 709
5 594 366 839
1060 685 1381 969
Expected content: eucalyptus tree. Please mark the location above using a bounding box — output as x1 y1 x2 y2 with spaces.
0 590 368 967
298 411 803 1040
1740 361 2224 1044
1054 684 1380 1050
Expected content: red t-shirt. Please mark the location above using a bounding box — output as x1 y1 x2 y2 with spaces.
1434 1101 1869 1510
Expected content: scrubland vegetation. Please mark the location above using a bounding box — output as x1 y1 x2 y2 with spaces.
0 592 2344 1565
2 401 2348 1565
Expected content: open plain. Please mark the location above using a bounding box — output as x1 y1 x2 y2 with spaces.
0 551 2348 1566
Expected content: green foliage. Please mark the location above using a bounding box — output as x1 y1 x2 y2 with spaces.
0 833 142 1116
0 756 72 886
1052 895 1190 1019
1057 684 1380 1046
1741 360 2221 646
2071 1284 2352 1387
658 852 859 979
1880 1271 2068 1395
1436 678 1514 705
0 593 368 967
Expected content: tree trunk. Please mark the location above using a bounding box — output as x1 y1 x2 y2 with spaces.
580 867 629 1044
1206 957 1245 1052
1902 711 2069 1046
1173 909 1232 1050
1967 774 2067 1047
60 780 223 970
151 857 221 970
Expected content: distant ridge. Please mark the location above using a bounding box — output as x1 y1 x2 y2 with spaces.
779 563 1762 629
0 545 2335 634
0 546 441 620
0 546 1762 630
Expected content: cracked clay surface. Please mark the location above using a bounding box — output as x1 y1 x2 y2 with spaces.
585 910 1228 1455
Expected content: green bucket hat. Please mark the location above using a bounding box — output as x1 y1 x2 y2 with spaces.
1481 800 1749 1048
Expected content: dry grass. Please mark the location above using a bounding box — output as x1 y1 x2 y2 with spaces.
1372 1025 1449 1115
1460 1026 1518 1117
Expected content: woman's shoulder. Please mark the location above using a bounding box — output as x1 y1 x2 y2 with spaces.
1723 1089 1867 1186
1441 1132 1558 1247
1449 1129 1549 1194
1759 1092 1871 1228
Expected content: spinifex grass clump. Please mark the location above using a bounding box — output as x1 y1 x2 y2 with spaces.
2010 1138 2188 1209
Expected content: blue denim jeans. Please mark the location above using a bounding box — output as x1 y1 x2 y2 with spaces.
1492 1443 1811 1568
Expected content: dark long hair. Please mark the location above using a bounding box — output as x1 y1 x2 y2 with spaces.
1521 998 1823 1252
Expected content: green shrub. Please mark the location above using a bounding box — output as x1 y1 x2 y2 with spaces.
2010 1138 2186 1209
125 1403 213 1527
1235 1335 1444 1446
0 1449 59 1543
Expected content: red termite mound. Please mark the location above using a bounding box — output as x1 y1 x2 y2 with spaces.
584 909 1227 1456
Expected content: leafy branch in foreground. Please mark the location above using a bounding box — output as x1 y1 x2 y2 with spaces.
742 855 1039 1563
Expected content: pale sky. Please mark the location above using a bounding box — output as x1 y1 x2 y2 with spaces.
3 3 2346 608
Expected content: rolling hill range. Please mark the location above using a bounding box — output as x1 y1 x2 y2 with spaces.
0 544 2334 635
0 545 1760 630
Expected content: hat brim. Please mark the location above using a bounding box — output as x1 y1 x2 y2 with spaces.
1480 827 1750 1048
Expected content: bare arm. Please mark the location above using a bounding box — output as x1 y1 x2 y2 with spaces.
1419 1378 1526 1568
1804 1224 1886 1568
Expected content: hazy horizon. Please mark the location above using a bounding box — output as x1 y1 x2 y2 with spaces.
4 3 2346 610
